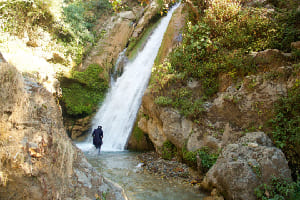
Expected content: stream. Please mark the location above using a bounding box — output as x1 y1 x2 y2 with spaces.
84 151 206 200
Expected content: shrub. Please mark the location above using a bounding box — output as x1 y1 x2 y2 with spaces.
0 0 112 65
255 177 300 200
0 0 55 36
182 146 219 173
269 81 300 179
161 140 177 160
154 96 173 106
197 147 219 173
60 0 112 64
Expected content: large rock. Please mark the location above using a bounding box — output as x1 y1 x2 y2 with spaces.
201 132 291 200
291 41 300 50
0 63 127 199
65 115 93 139
118 11 136 20
131 0 161 38
160 108 193 149
137 89 167 151
208 64 296 129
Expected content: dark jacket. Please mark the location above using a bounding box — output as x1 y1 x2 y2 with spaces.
92 127 103 148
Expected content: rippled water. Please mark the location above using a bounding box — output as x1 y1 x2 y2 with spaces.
84 151 206 200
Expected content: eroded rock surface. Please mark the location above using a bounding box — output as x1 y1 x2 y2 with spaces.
201 132 291 200
0 63 126 199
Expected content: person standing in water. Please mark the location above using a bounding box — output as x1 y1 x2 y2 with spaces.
92 126 103 153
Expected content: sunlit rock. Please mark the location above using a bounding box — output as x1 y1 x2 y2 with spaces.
201 132 291 200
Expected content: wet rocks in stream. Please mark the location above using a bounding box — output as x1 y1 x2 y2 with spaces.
137 152 200 185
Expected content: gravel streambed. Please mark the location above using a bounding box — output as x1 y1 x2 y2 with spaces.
137 152 203 187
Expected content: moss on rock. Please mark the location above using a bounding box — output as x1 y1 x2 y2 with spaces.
59 63 108 117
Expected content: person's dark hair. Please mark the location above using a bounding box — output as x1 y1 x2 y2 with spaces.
98 126 102 129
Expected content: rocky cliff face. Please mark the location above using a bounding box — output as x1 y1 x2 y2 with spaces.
0 62 126 199
138 48 299 154
132 1 300 198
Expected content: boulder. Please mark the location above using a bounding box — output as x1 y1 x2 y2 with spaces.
251 49 289 65
201 132 291 200
291 41 300 50
160 108 192 149
118 11 136 20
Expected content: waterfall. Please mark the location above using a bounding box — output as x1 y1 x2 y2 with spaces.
77 3 180 152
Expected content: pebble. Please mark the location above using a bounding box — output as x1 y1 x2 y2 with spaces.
136 152 202 186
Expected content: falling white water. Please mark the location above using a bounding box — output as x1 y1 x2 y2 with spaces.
77 3 180 152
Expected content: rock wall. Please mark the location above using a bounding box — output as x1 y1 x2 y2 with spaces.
137 48 299 154
133 1 300 198
0 62 126 199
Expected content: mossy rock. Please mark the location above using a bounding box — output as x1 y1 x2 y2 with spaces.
59 64 108 118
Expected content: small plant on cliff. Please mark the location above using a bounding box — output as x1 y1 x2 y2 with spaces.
255 176 300 200
132 126 144 142
182 146 219 173
197 147 219 173
161 140 177 160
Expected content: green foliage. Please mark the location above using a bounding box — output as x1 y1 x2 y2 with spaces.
150 62 174 93
167 0 299 98
109 0 123 12
269 81 300 179
182 146 219 173
173 95 206 120
150 0 299 129
161 140 177 160
132 126 145 142
60 64 108 117
154 87 206 122
62 0 111 43
154 96 172 106
72 64 106 89
269 9 300 51
0 0 112 65
60 0 112 64
255 177 300 200
182 150 197 166
63 3 94 43
0 0 54 36
197 147 219 173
